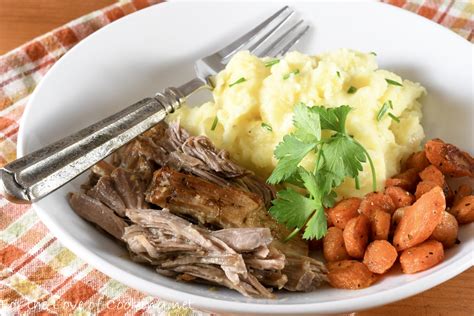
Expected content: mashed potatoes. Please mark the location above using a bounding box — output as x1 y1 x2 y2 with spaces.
170 49 426 197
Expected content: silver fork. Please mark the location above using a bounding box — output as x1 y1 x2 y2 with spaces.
0 6 309 203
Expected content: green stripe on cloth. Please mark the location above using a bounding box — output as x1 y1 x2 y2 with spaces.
0 208 38 243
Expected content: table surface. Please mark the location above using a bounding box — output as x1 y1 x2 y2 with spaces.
0 1 473 315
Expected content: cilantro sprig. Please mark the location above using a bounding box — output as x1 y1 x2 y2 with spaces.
267 103 376 240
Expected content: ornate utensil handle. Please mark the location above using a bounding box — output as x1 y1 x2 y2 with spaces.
0 87 185 204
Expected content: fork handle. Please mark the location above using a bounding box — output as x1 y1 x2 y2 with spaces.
0 86 187 204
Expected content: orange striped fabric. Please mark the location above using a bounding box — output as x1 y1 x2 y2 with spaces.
383 0 473 40
0 1 472 315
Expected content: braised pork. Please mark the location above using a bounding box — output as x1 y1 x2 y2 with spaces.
69 122 328 297
123 208 282 298
145 166 308 256
282 256 328 291
87 176 127 217
68 192 127 240
111 122 275 207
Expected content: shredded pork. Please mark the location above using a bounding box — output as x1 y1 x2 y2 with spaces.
68 122 327 298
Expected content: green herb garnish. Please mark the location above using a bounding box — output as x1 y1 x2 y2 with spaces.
355 176 360 190
229 77 246 87
267 104 376 240
347 86 357 94
336 71 341 78
377 100 399 122
385 78 403 87
377 101 390 121
265 59 280 67
283 69 300 80
388 113 400 123
370 52 377 56
261 122 273 132
210 116 218 131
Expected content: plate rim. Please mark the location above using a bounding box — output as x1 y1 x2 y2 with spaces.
17 1 473 314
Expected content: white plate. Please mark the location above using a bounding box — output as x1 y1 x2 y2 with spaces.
18 1 473 314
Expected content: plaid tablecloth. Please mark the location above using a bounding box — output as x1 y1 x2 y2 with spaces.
0 0 472 315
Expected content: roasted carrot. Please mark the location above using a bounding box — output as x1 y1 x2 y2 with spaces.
391 207 407 228
425 139 474 178
393 186 445 251
453 184 472 206
431 211 459 248
327 260 377 289
415 181 439 200
419 165 454 202
323 227 350 262
404 150 430 172
343 214 370 258
369 209 391 241
385 186 415 209
399 240 444 274
385 168 419 192
327 197 361 230
359 192 396 217
419 165 445 186
449 195 474 224
363 240 398 274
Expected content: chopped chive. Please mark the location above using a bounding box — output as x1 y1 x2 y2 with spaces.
370 51 377 56
264 59 280 67
355 176 360 190
229 77 246 87
261 122 273 132
388 112 400 123
283 69 300 80
210 116 218 131
389 100 394 109
336 71 341 78
347 86 357 94
377 102 390 121
385 78 403 87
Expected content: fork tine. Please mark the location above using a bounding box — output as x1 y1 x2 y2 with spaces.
245 11 294 55
268 23 310 58
257 20 304 57
216 6 292 59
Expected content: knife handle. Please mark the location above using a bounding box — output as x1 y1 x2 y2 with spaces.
0 87 185 204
